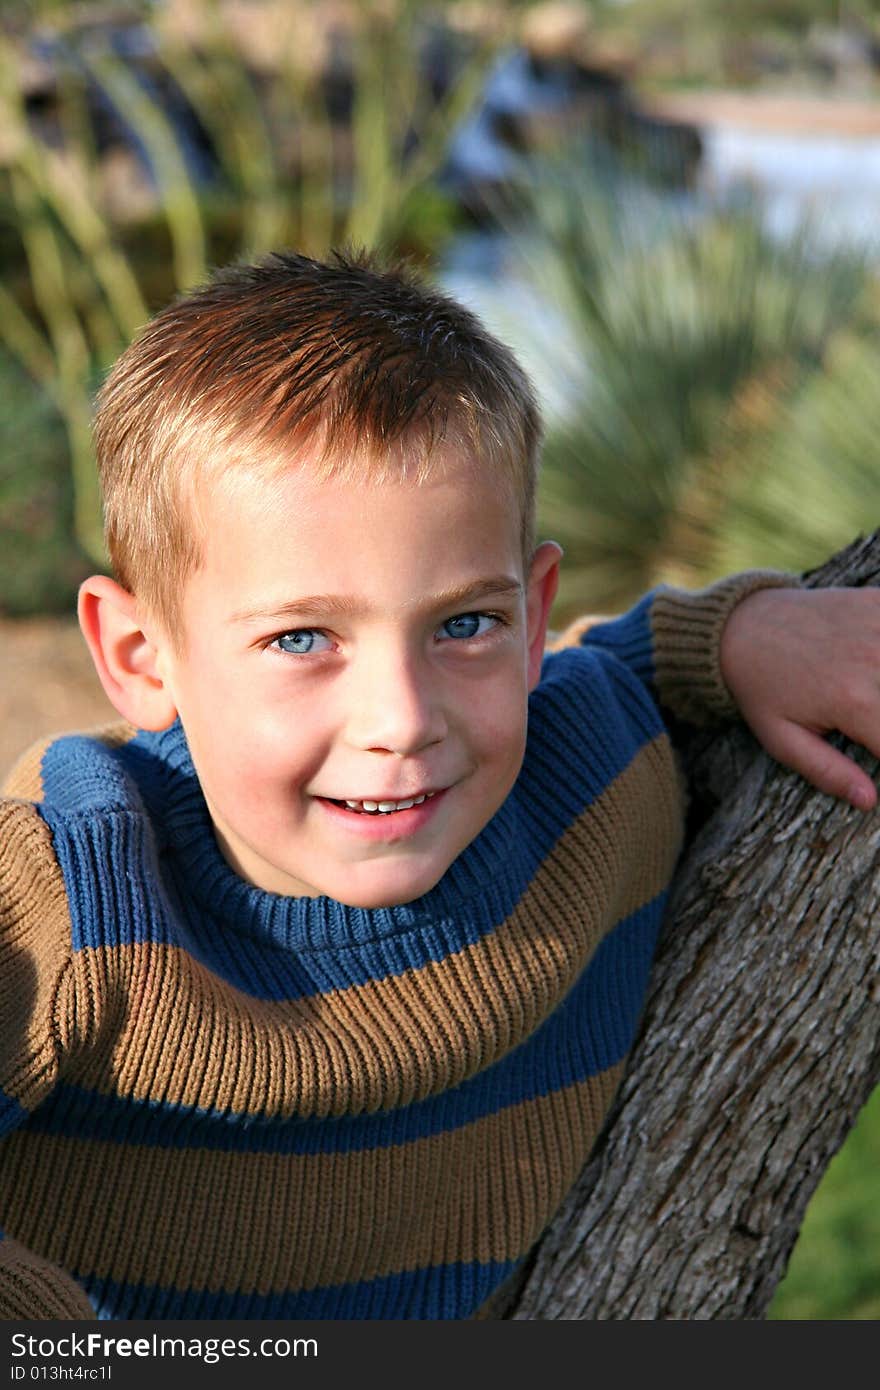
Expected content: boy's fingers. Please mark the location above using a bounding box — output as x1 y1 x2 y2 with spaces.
756 718 878 811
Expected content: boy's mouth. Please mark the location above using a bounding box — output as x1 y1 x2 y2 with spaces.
328 792 438 815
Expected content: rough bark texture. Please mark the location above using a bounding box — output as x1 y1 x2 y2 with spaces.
499 532 880 1320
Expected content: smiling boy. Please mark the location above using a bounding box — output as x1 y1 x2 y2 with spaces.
1 249 880 1321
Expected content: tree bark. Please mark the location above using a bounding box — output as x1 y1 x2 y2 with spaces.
499 532 880 1320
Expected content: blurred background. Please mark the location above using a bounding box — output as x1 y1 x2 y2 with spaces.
2 0 880 1318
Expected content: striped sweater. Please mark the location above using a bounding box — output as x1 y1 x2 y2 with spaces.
0 574 789 1320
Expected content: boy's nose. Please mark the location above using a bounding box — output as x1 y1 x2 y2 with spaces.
344 648 447 757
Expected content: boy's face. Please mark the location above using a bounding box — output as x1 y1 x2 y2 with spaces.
153 447 558 908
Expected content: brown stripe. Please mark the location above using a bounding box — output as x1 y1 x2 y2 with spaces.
1 736 53 804
0 1067 624 1295
62 734 679 1118
0 801 73 1111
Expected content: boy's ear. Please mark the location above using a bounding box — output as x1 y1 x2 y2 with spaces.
525 541 562 691
77 575 179 731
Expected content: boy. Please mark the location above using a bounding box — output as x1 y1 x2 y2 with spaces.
1 250 879 1321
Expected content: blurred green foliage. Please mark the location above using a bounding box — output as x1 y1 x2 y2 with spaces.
590 0 880 90
0 348 92 613
0 0 495 587
611 0 878 37
508 160 880 622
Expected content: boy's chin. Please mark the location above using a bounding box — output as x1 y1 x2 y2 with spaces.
215 832 453 907
330 878 442 911
320 861 452 911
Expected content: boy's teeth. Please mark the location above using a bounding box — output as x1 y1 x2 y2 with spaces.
342 793 431 814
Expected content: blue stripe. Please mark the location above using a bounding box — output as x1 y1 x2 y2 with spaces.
0 1088 28 1138
578 589 658 695
39 734 143 816
83 1258 518 1320
26 896 662 1153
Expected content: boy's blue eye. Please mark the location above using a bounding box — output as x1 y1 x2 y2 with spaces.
274 629 332 655
438 613 496 641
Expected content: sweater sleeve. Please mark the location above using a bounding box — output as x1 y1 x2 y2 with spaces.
0 798 97 1320
0 1233 95 1320
549 569 799 727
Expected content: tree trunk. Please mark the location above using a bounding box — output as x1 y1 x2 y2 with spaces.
499 533 880 1320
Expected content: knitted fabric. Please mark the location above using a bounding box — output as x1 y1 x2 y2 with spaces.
0 573 793 1320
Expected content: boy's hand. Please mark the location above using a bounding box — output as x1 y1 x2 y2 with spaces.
720 586 880 811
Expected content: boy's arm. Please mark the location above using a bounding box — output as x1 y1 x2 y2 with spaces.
0 799 97 1319
560 571 880 810
0 1234 95 1319
553 569 796 725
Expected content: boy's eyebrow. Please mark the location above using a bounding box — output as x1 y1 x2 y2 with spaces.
229 576 524 625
